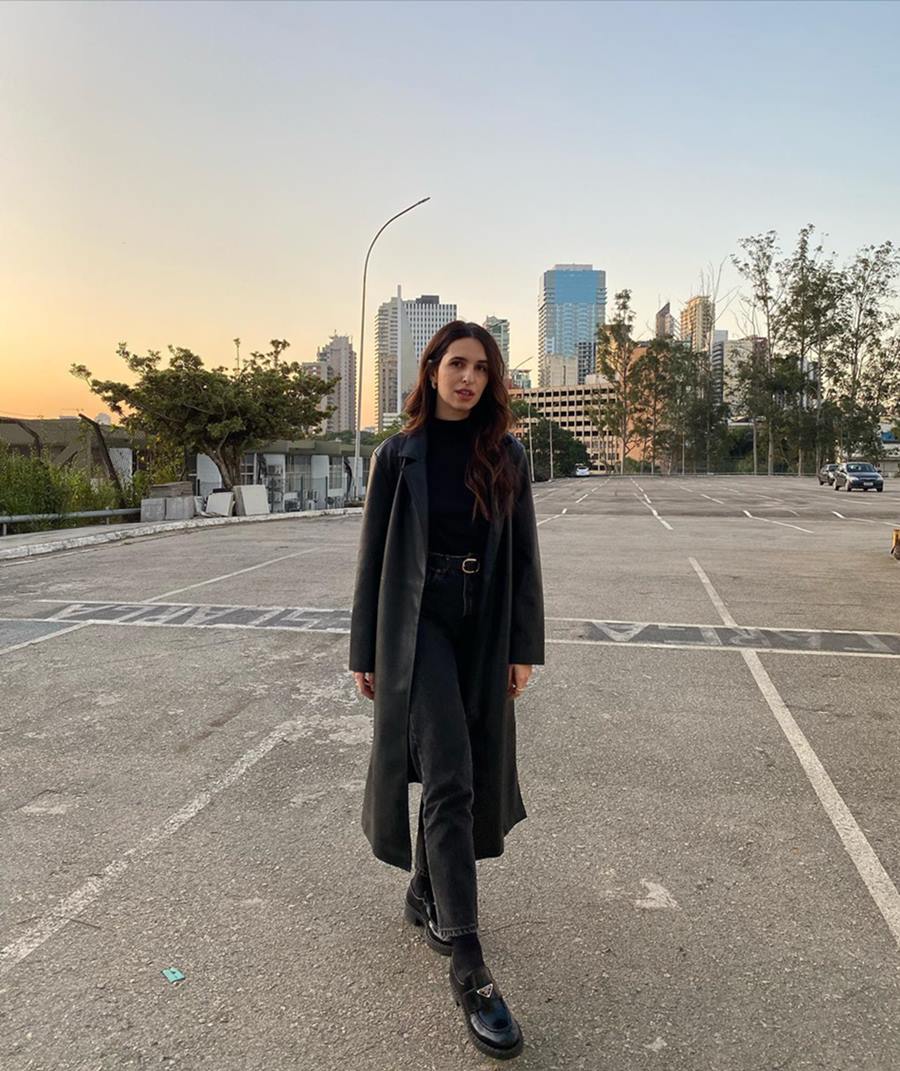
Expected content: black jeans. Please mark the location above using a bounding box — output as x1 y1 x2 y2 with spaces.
408 552 483 939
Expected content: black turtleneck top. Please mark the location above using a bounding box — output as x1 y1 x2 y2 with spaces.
426 415 490 555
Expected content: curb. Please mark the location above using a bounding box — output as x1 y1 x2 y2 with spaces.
0 508 364 562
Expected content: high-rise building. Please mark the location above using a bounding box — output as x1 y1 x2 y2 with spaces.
314 334 357 435
375 287 457 430
713 336 767 417
510 377 619 472
300 360 329 436
655 302 677 339
538 264 607 386
538 353 579 388
510 368 532 390
680 296 715 353
576 340 596 382
484 316 510 365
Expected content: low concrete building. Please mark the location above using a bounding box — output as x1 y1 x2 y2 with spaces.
0 417 136 481
194 440 375 512
1 418 376 512
510 378 619 473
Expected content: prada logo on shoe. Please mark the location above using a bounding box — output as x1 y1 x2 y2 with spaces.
476 982 494 998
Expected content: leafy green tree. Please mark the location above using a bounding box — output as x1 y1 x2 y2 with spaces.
526 418 588 481
593 289 642 474
313 429 379 445
779 225 843 473
826 242 900 459
72 340 337 489
732 231 790 476
373 415 406 444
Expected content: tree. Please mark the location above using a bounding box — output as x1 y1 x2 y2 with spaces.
732 231 789 476
826 242 900 459
314 429 379 445
526 418 588 481
594 289 642 474
72 340 337 489
630 338 673 473
373 415 406 444
778 225 844 474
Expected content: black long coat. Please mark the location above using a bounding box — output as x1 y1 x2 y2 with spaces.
348 426 545 871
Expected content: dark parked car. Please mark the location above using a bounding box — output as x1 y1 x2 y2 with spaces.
818 463 838 485
833 462 884 492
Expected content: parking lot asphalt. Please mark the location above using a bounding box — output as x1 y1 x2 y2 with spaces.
1 476 899 1071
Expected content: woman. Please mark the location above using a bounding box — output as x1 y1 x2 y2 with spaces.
349 320 544 1061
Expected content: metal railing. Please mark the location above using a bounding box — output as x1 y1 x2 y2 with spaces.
0 508 141 537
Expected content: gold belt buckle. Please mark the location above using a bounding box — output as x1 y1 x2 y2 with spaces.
462 557 479 574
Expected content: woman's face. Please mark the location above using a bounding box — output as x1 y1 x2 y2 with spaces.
431 337 490 420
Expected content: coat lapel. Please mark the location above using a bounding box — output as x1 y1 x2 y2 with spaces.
399 428 428 552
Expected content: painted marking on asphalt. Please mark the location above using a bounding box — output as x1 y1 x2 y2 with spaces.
701 493 726 505
638 500 673 531
0 622 88 656
549 638 900 660
27 601 900 657
575 493 589 503
829 508 880 524
742 509 814 534
688 558 737 627
0 716 304 973
691 558 900 952
149 548 321 602
745 649 900 950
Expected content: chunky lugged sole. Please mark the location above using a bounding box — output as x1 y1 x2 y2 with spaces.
404 899 453 956
451 992 524 1060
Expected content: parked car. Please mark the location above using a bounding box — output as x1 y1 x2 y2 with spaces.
574 465 590 477
818 463 838 485
833 462 884 492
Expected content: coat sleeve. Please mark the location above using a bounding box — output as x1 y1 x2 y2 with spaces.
348 445 396 672
508 442 545 666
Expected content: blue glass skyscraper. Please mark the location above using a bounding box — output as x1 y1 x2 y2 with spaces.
538 264 607 384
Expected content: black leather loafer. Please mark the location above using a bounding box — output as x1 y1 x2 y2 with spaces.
449 962 524 1060
403 882 452 956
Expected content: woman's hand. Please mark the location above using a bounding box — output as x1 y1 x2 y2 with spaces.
507 663 532 698
353 671 375 701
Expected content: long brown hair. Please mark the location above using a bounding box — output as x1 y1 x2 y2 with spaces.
404 320 519 521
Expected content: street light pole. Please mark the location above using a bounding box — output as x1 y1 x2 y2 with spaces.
507 357 536 482
527 399 535 482
549 417 554 481
351 197 431 500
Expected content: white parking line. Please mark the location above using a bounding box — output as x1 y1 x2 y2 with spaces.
701 493 725 505
689 557 900 953
0 622 88 656
639 501 673 531
149 549 321 602
0 716 302 973
688 558 737 627
742 509 814 534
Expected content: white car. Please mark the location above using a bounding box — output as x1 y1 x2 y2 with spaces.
574 465 590 477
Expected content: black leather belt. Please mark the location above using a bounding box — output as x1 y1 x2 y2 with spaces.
427 551 481 574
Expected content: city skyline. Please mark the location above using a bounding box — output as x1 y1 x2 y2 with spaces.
2 1 899 429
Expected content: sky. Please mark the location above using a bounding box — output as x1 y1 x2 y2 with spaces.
2 0 899 428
